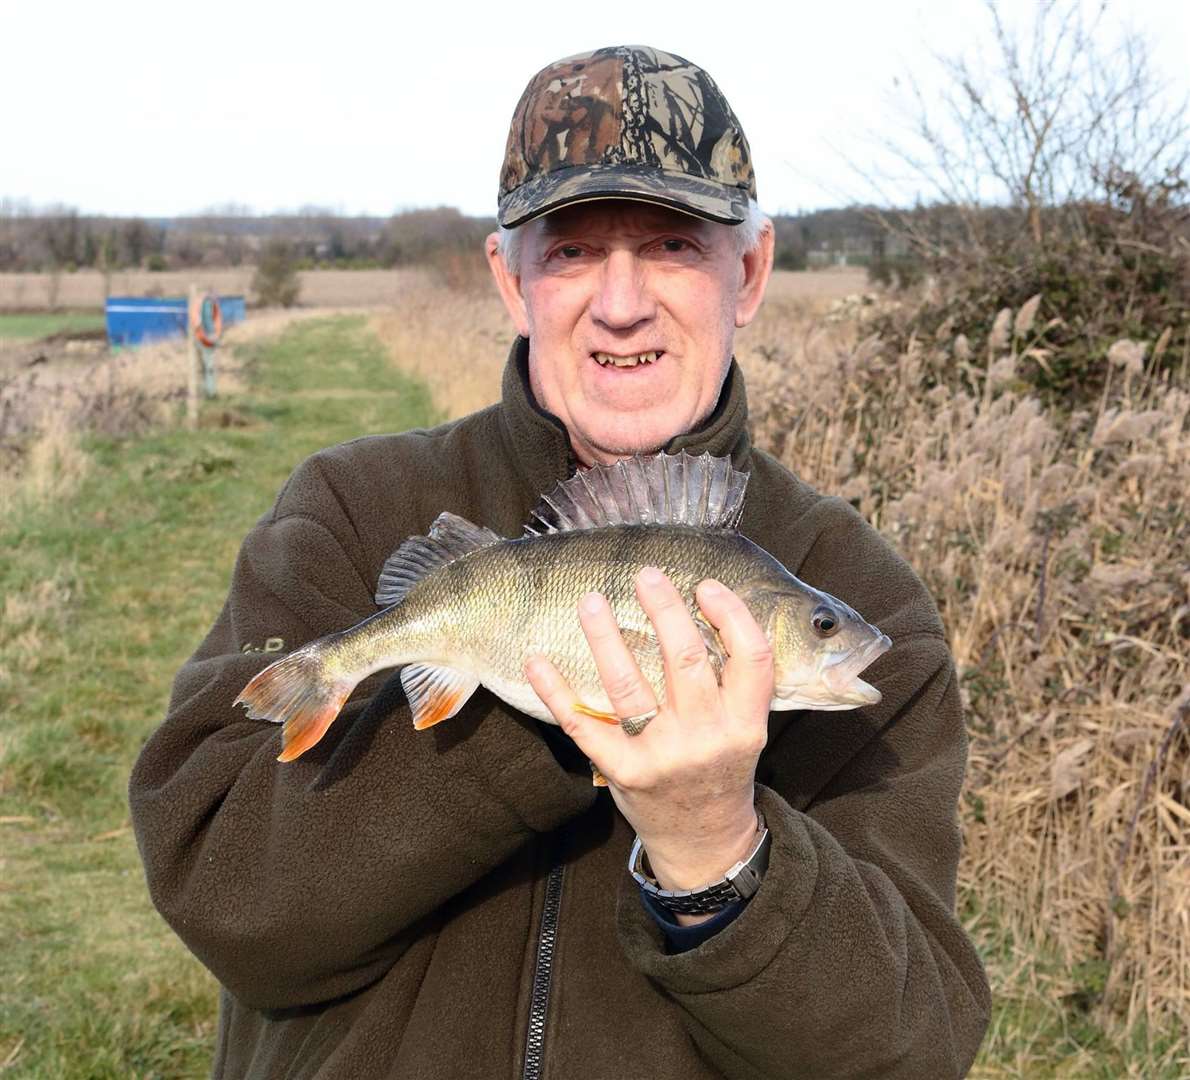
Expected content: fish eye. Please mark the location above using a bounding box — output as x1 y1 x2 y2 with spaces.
811 604 840 637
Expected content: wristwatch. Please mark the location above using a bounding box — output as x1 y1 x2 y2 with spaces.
629 813 771 915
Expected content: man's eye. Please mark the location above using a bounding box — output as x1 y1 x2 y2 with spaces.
556 244 585 259
659 238 690 253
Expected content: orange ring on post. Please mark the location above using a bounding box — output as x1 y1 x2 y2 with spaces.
192 294 223 348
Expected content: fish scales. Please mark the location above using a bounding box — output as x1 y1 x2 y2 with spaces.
346 525 773 718
234 451 892 768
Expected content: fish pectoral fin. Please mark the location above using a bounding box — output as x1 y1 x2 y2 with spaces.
572 702 620 725
401 664 480 730
589 762 609 787
620 627 662 663
622 622 725 683
692 616 727 682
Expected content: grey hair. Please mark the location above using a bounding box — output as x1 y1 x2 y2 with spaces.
496 199 769 275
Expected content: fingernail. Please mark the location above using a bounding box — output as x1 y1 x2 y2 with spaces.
580 592 603 614
639 566 663 586
701 578 723 596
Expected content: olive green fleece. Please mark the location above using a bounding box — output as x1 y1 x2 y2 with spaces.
129 340 990 1079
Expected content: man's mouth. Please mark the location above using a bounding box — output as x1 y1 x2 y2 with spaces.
592 351 662 368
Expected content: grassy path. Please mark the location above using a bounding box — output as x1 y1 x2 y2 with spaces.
0 316 439 1078
0 312 108 341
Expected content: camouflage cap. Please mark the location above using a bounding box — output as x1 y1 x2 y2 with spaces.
498 45 755 229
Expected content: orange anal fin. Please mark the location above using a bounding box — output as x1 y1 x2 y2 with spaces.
573 702 619 725
590 762 609 787
401 664 480 731
412 687 467 730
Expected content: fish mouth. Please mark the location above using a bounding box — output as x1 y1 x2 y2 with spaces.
820 632 893 703
591 349 664 369
772 629 892 710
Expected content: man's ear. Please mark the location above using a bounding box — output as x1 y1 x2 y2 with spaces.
734 221 775 329
485 232 530 338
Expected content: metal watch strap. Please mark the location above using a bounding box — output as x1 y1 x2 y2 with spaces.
629 813 770 915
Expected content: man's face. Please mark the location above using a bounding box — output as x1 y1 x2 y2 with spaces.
487 202 772 466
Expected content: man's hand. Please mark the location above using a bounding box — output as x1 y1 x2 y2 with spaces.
525 567 773 925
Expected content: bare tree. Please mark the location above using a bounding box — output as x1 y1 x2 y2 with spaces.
860 0 1189 402
875 0 1187 255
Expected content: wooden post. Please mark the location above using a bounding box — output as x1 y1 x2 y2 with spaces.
187 283 199 430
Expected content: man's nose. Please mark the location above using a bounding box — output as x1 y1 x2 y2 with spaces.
589 250 656 330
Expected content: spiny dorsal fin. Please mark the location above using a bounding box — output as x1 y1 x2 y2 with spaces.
375 512 502 608
524 451 748 536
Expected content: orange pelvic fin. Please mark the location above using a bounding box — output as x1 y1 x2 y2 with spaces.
400 663 480 730
589 762 609 788
573 702 619 725
234 645 357 762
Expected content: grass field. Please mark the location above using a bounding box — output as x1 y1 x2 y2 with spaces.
0 312 107 340
0 316 438 1077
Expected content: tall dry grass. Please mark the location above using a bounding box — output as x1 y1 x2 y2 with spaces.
741 292 1189 1058
376 272 1189 1060
368 270 511 418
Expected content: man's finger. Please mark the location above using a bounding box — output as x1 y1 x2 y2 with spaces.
523 654 620 766
635 567 719 715
577 591 659 728
695 578 774 722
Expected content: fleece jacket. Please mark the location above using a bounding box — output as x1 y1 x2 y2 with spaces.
129 339 991 1079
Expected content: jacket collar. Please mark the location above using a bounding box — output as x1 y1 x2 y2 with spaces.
496 336 752 508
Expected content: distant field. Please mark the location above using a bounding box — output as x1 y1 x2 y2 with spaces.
0 266 445 311
0 312 107 340
0 265 870 313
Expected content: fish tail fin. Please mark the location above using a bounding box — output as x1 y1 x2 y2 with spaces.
235 643 358 762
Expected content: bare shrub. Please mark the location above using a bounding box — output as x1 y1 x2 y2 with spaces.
251 240 302 308
867 1 1189 403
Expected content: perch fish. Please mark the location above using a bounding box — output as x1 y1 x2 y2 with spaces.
236 452 892 765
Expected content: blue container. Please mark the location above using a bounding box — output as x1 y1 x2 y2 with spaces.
221 296 246 326
104 294 247 346
105 296 187 346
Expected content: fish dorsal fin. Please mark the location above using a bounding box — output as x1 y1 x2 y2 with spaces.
375 512 502 608
524 451 748 536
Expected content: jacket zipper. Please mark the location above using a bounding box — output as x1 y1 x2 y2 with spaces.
522 858 565 1080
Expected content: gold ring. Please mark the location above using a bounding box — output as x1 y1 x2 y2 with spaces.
620 707 659 737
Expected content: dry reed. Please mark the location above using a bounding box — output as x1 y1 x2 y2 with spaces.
740 290 1188 1052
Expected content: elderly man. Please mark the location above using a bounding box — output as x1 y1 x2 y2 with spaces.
131 45 989 1079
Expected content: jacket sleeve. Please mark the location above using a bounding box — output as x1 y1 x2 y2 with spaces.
616 630 990 1079
129 461 595 1013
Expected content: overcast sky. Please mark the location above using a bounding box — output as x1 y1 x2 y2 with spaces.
4 0 1186 218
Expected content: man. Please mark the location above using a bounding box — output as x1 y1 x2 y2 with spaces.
130 45 990 1079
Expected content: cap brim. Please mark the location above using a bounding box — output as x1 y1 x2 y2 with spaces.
498 163 750 228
